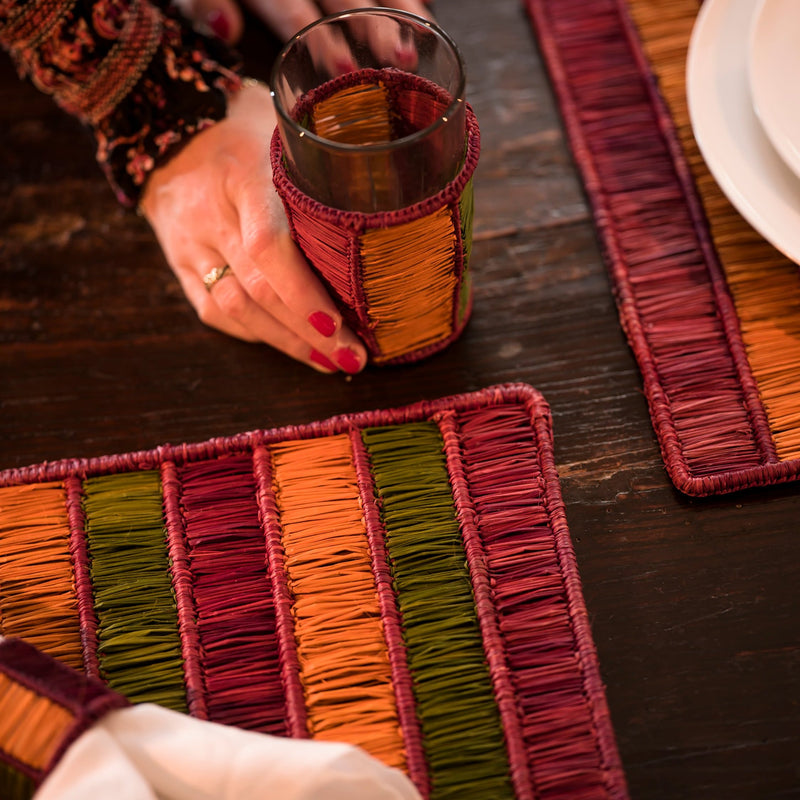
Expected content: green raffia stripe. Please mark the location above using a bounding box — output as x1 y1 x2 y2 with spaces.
0 761 34 800
82 472 187 711
362 422 513 800
457 179 474 324
459 177 474 271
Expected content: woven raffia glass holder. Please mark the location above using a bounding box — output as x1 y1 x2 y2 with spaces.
270 98 481 366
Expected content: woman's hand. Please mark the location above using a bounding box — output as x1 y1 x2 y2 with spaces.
138 81 366 374
173 0 432 46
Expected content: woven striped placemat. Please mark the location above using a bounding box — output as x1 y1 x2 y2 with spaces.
525 0 800 495
0 384 627 800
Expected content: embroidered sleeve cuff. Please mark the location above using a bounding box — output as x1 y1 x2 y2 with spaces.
93 6 243 207
0 0 242 208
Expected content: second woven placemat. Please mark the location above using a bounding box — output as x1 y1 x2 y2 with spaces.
526 0 800 495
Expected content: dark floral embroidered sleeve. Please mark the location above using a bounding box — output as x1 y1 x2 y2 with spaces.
0 0 243 206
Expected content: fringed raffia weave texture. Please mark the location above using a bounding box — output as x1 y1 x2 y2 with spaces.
525 0 800 495
0 385 628 800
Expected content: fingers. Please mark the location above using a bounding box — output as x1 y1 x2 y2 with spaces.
302 3 434 74
227 176 368 372
140 82 368 374
241 0 322 41
160 198 367 374
172 0 244 43
344 10 420 70
242 0 434 63
244 0 358 77
191 263 350 373
173 250 362 374
175 0 434 49
319 1 433 23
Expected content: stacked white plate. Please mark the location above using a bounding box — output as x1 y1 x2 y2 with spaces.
687 0 800 264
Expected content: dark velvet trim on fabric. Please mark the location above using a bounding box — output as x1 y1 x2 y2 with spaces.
0 637 131 787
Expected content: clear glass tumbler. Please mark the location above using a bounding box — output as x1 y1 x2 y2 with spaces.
270 8 467 212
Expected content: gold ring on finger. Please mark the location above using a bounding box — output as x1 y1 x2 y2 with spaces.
202 265 232 292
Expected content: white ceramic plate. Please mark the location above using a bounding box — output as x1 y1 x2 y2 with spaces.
686 0 800 264
749 0 800 181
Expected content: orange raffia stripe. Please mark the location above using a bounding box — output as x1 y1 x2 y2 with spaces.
311 81 393 144
270 435 405 772
626 0 800 460
311 82 395 210
361 205 458 361
0 672 74 770
0 483 83 669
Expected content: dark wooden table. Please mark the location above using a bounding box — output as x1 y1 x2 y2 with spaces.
2 1 799 798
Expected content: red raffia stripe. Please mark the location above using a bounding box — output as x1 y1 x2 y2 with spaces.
281 206 376 354
455 402 628 799
178 455 285 734
523 0 800 494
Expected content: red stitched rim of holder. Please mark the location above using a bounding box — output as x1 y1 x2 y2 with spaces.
270 103 481 231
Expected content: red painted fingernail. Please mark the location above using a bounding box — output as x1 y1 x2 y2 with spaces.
335 56 357 74
308 310 337 338
207 9 230 40
334 347 362 374
310 349 337 372
394 42 416 67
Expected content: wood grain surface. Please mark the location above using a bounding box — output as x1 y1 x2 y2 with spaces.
1 1 798 798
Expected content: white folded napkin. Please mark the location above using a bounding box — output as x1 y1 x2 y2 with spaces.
36 703 422 800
